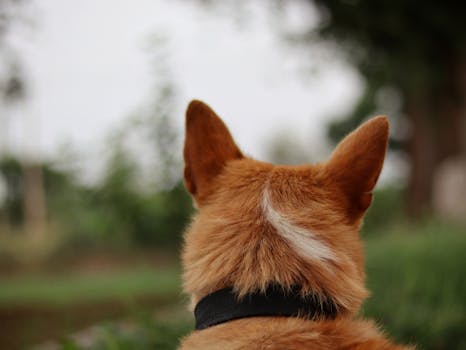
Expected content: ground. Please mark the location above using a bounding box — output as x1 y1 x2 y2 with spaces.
0 221 465 350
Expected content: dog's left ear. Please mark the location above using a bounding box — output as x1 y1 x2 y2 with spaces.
184 100 243 204
325 116 389 221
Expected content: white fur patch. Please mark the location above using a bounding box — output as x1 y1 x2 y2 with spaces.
262 188 337 262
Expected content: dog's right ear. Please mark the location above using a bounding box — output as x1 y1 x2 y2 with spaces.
184 100 243 203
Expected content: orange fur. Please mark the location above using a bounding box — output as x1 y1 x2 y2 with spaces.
180 100 414 349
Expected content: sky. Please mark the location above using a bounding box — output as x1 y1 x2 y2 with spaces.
4 0 365 178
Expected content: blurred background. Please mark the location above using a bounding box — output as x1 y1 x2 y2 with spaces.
0 0 465 349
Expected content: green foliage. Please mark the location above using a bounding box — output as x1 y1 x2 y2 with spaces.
131 184 192 247
0 157 23 225
56 178 192 251
0 151 192 251
0 152 192 252
65 107 191 249
0 266 181 305
0 33 190 249
0 84 192 250
60 315 191 350
362 186 405 235
363 223 466 349
312 0 465 91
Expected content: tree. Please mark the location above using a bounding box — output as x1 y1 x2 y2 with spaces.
192 0 465 217
0 0 27 155
0 0 47 236
299 0 466 217
83 35 191 248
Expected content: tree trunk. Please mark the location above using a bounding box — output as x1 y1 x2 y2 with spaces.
405 58 466 218
22 163 47 237
406 99 436 217
437 58 466 159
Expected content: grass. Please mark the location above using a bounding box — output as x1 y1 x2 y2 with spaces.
1 221 465 349
59 313 193 350
363 221 466 350
0 265 186 349
0 266 182 305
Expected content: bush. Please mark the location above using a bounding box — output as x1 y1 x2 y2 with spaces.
60 313 192 350
363 221 466 349
362 186 405 236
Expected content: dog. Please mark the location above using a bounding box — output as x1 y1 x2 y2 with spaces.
179 100 413 349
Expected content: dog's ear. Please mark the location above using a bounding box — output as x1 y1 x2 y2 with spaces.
325 116 389 221
184 100 243 203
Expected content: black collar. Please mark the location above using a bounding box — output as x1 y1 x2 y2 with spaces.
194 285 339 330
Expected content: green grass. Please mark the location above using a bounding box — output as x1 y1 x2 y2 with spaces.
363 221 466 350
1 221 465 349
0 266 181 305
61 221 465 350
60 313 193 350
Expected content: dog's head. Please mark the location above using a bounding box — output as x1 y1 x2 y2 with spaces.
182 100 389 316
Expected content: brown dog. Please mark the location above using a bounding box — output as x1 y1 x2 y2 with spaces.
180 100 413 349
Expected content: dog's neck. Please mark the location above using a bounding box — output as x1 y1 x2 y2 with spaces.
194 285 339 330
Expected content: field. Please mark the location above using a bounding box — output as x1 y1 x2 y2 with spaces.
1 221 465 349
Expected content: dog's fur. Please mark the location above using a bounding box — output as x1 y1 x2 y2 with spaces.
180 100 413 349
